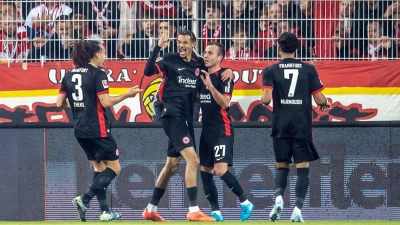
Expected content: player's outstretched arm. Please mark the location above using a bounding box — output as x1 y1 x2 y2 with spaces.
143 35 170 76
98 86 142 108
56 94 71 109
201 70 230 109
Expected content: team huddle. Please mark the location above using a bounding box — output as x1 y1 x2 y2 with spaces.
56 30 331 222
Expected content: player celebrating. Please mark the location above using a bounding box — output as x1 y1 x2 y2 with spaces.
199 42 254 222
56 40 142 222
261 32 331 222
142 30 232 222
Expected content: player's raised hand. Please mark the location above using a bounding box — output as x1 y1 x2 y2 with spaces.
200 70 213 89
319 102 331 112
221 68 233 82
125 85 143 98
158 35 170 48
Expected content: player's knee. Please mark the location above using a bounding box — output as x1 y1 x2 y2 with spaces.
277 162 290 169
214 169 227 177
296 162 309 168
170 164 179 174
186 157 200 169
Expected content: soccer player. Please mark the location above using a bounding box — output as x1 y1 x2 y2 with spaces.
56 40 142 222
199 42 254 222
142 30 231 222
261 32 331 222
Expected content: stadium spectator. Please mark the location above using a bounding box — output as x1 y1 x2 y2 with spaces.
83 1 120 59
0 2 36 39
30 15 77 61
24 1 72 39
254 6 269 57
360 0 391 19
383 1 400 53
277 0 299 20
122 12 157 59
332 20 360 59
158 19 177 55
0 14 30 62
177 0 193 32
226 23 258 60
365 20 397 59
264 20 311 60
224 0 258 48
297 0 314 49
72 5 103 43
198 1 229 54
118 1 141 57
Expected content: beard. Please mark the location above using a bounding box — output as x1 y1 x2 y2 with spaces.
4 30 16 38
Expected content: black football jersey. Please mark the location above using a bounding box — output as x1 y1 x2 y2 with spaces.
59 64 111 138
199 68 234 136
155 52 206 120
262 58 324 139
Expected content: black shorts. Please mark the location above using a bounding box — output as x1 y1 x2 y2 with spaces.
152 100 163 122
76 135 119 163
199 135 234 167
273 137 319 164
162 116 195 157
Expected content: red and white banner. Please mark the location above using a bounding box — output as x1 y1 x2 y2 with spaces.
0 60 399 123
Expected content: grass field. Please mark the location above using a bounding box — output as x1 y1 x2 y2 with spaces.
1 221 400 225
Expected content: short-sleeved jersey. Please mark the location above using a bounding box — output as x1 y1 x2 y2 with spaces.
262 58 324 139
199 68 234 136
155 52 206 120
59 64 110 138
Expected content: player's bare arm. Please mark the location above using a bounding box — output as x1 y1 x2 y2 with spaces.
261 88 273 105
56 93 71 109
143 35 169 77
313 92 331 112
98 85 142 108
201 70 230 109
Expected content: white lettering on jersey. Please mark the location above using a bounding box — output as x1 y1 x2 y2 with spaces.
200 93 212 103
279 63 302 69
225 82 231 93
280 99 303 105
177 76 197 88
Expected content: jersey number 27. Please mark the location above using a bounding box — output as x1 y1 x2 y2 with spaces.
284 69 299 97
71 74 83 101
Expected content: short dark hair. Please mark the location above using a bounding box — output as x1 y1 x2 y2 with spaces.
278 32 298 54
159 19 175 28
207 42 225 60
71 40 102 67
1 1 17 13
178 30 197 43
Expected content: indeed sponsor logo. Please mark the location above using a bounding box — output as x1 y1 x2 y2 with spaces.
200 93 211 100
177 76 197 85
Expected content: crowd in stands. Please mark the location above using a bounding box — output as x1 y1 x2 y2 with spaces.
0 0 398 62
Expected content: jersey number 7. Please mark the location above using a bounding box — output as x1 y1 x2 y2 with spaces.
284 69 299 97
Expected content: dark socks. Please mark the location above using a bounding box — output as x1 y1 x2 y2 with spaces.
94 172 109 212
83 168 117 205
295 168 310 209
201 171 219 211
187 187 198 207
220 171 247 203
150 187 166 206
274 168 289 197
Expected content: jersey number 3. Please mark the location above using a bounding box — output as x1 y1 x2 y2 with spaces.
284 69 299 97
72 74 83 101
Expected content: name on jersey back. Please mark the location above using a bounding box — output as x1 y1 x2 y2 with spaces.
281 99 303 105
70 68 89 73
279 63 302 68
177 76 197 88
74 102 85 107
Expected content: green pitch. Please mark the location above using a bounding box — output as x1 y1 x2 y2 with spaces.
0 221 399 225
